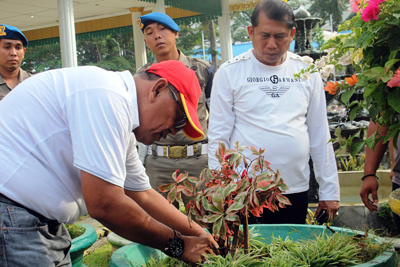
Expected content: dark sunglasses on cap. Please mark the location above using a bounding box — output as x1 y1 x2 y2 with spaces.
167 84 187 130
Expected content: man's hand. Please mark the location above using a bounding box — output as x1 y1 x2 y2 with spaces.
315 200 340 222
180 232 218 264
360 176 379 212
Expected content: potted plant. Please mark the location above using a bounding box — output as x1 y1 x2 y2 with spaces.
109 142 398 267
66 223 98 267
159 141 290 255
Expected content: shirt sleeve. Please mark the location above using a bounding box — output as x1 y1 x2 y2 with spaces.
208 67 235 169
124 133 151 191
68 89 133 187
306 73 340 201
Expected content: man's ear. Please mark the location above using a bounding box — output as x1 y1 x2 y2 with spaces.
149 78 168 102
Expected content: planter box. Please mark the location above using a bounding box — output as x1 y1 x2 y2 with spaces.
109 224 398 267
339 170 392 204
69 223 98 267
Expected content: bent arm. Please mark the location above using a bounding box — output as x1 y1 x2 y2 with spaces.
360 121 389 211
81 171 217 263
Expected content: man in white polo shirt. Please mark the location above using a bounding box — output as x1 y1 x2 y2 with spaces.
0 60 217 266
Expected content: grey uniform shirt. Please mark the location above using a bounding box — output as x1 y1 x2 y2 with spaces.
0 68 33 101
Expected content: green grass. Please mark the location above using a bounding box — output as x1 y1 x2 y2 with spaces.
83 243 113 267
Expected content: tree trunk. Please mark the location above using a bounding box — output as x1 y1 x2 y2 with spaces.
208 20 218 68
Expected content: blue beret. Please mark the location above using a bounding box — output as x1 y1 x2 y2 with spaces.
137 12 180 33
0 24 28 47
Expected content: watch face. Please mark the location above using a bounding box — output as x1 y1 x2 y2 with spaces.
165 236 184 258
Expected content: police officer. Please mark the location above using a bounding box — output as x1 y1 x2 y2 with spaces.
136 12 215 206
0 24 32 101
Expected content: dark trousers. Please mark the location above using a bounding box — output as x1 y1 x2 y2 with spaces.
248 190 309 224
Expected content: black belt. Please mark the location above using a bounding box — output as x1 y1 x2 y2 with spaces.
0 193 57 223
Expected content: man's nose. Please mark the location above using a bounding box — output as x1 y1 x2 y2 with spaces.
266 38 278 49
10 47 17 55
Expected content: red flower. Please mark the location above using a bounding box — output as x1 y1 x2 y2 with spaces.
345 74 358 87
324 81 340 95
388 68 400 88
361 0 386 22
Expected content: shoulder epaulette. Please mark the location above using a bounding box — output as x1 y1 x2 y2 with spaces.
189 57 211 68
222 53 251 67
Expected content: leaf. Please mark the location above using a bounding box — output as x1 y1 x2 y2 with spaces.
340 89 355 105
212 217 224 239
362 67 384 78
349 106 359 121
349 141 365 158
226 201 245 213
388 90 400 113
202 213 223 224
222 183 237 198
158 183 175 193
224 214 240 222
210 193 225 213
167 187 177 204
275 194 291 205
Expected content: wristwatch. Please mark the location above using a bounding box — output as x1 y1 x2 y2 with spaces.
163 229 185 258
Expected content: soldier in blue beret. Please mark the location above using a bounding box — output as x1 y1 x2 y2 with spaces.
0 24 32 101
136 12 216 213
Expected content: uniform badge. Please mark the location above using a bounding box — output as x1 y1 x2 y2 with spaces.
0 26 6 37
136 18 144 30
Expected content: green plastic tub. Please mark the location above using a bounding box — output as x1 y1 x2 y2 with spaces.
69 223 98 267
109 224 398 267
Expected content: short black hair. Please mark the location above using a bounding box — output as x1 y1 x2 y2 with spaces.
251 0 295 29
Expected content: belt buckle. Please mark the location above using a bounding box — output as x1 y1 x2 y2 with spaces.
169 145 187 159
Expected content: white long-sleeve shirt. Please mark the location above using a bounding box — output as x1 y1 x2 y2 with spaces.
208 50 340 201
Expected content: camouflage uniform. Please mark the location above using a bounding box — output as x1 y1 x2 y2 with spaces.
141 50 215 205
0 69 33 101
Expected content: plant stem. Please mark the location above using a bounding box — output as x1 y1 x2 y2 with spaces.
243 206 249 252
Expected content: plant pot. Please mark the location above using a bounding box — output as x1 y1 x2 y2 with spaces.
69 223 98 267
109 224 398 267
107 232 134 252
389 189 400 216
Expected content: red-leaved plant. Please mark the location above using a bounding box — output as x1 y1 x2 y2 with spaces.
159 141 291 256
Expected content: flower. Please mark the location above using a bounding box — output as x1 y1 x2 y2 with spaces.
388 68 400 88
294 0 400 151
345 74 358 87
361 1 381 22
301 56 314 66
300 71 312 81
324 81 340 95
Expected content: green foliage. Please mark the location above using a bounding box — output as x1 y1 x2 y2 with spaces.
230 10 252 44
336 153 365 171
309 0 348 31
313 27 325 52
378 202 399 237
83 243 113 267
331 126 366 158
158 141 290 256
65 223 85 239
23 32 136 73
142 229 391 267
321 0 400 149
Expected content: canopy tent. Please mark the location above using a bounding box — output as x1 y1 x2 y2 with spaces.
0 0 259 67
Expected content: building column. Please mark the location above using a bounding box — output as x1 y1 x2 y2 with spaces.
130 7 147 68
58 0 77 68
218 0 233 63
153 0 166 13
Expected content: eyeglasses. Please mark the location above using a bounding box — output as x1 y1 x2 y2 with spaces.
167 84 188 130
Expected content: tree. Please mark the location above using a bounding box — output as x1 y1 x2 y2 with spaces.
309 0 347 31
230 10 251 44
